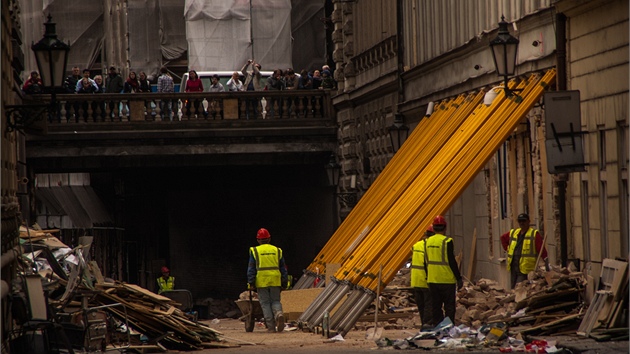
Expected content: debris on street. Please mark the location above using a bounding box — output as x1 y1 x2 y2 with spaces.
353 260 628 351
12 226 228 352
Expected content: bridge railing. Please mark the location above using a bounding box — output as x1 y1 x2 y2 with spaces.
39 90 335 124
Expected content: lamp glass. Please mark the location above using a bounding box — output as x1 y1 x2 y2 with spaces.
489 17 519 77
32 17 70 89
325 157 340 187
388 115 409 152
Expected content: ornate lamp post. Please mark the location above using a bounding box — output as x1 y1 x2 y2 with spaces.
325 154 357 227
5 15 70 133
388 113 409 152
489 16 520 96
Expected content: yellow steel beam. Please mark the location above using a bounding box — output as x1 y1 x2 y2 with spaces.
355 70 556 291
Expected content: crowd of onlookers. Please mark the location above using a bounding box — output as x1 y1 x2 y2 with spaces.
22 60 336 120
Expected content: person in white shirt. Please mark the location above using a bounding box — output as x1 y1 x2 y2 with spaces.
226 71 244 92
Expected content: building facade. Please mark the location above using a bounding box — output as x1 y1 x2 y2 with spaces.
329 0 628 287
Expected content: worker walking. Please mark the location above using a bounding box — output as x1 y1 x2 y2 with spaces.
157 266 175 294
411 226 434 329
425 215 463 325
247 228 288 332
501 213 548 289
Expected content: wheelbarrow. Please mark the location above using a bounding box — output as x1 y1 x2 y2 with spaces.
235 289 264 332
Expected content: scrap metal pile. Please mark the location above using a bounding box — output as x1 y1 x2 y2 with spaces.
12 226 228 352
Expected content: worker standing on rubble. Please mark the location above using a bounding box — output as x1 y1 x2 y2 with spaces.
411 225 435 329
157 266 175 294
501 213 549 289
247 228 289 333
425 215 463 325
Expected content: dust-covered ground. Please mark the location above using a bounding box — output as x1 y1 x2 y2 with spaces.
173 317 417 353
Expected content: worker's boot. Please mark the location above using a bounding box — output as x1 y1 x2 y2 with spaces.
275 312 285 332
266 319 276 332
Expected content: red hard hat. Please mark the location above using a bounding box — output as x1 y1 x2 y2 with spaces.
257 228 271 239
426 225 434 233
433 215 447 227
161 266 169 273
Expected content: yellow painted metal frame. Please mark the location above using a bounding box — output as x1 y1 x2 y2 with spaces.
309 69 556 292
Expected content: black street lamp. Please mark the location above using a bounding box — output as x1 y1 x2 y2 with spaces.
5 15 70 133
324 154 357 211
489 16 520 96
388 113 409 153
325 154 341 187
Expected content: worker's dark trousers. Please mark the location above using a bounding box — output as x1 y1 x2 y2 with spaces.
413 287 433 326
510 268 528 289
428 283 456 325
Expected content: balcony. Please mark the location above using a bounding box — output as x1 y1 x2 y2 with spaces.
25 90 339 171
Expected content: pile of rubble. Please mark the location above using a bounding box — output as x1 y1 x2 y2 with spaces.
12 226 232 352
355 261 628 349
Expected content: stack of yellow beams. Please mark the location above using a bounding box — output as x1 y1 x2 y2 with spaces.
307 69 556 292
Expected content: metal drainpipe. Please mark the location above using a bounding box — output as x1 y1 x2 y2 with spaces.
297 277 341 323
329 288 364 329
307 280 353 329
396 0 405 106
556 12 568 267
334 289 375 336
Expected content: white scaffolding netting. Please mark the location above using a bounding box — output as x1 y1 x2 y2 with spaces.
185 0 292 71
20 0 325 81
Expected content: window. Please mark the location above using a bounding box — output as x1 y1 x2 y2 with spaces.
599 181 608 259
599 127 606 171
618 121 628 170
581 179 590 261
621 178 628 256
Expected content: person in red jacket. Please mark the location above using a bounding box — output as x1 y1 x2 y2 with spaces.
501 213 548 288
184 69 204 118
22 71 43 94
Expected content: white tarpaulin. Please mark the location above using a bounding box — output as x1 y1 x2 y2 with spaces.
185 0 293 71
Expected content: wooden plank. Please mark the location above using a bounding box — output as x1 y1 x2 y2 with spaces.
280 288 325 321
123 283 173 302
325 263 341 286
577 291 613 336
356 312 413 322
508 138 518 221
520 313 581 334
466 228 477 280
524 134 535 217
89 260 105 285
537 124 549 248
600 259 628 297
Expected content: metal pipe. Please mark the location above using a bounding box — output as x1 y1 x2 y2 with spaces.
293 271 316 289
555 12 569 267
329 288 364 329
1 280 10 299
1 246 21 269
297 278 340 323
335 289 375 336
307 281 352 329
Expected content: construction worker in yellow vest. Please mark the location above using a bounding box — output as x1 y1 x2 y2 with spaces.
425 215 463 325
411 225 435 329
157 266 175 294
247 228 289 332
501 213 549 289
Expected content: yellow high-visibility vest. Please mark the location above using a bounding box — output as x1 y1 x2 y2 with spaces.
157 276 175 294
251 244 282 288
410 239 429 288
425 234 456 284
507 228 538 274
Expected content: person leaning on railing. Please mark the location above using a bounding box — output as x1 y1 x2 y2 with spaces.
157 66 175 121
105 66 124 119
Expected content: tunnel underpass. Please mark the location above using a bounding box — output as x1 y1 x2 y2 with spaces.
118 163 336 300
